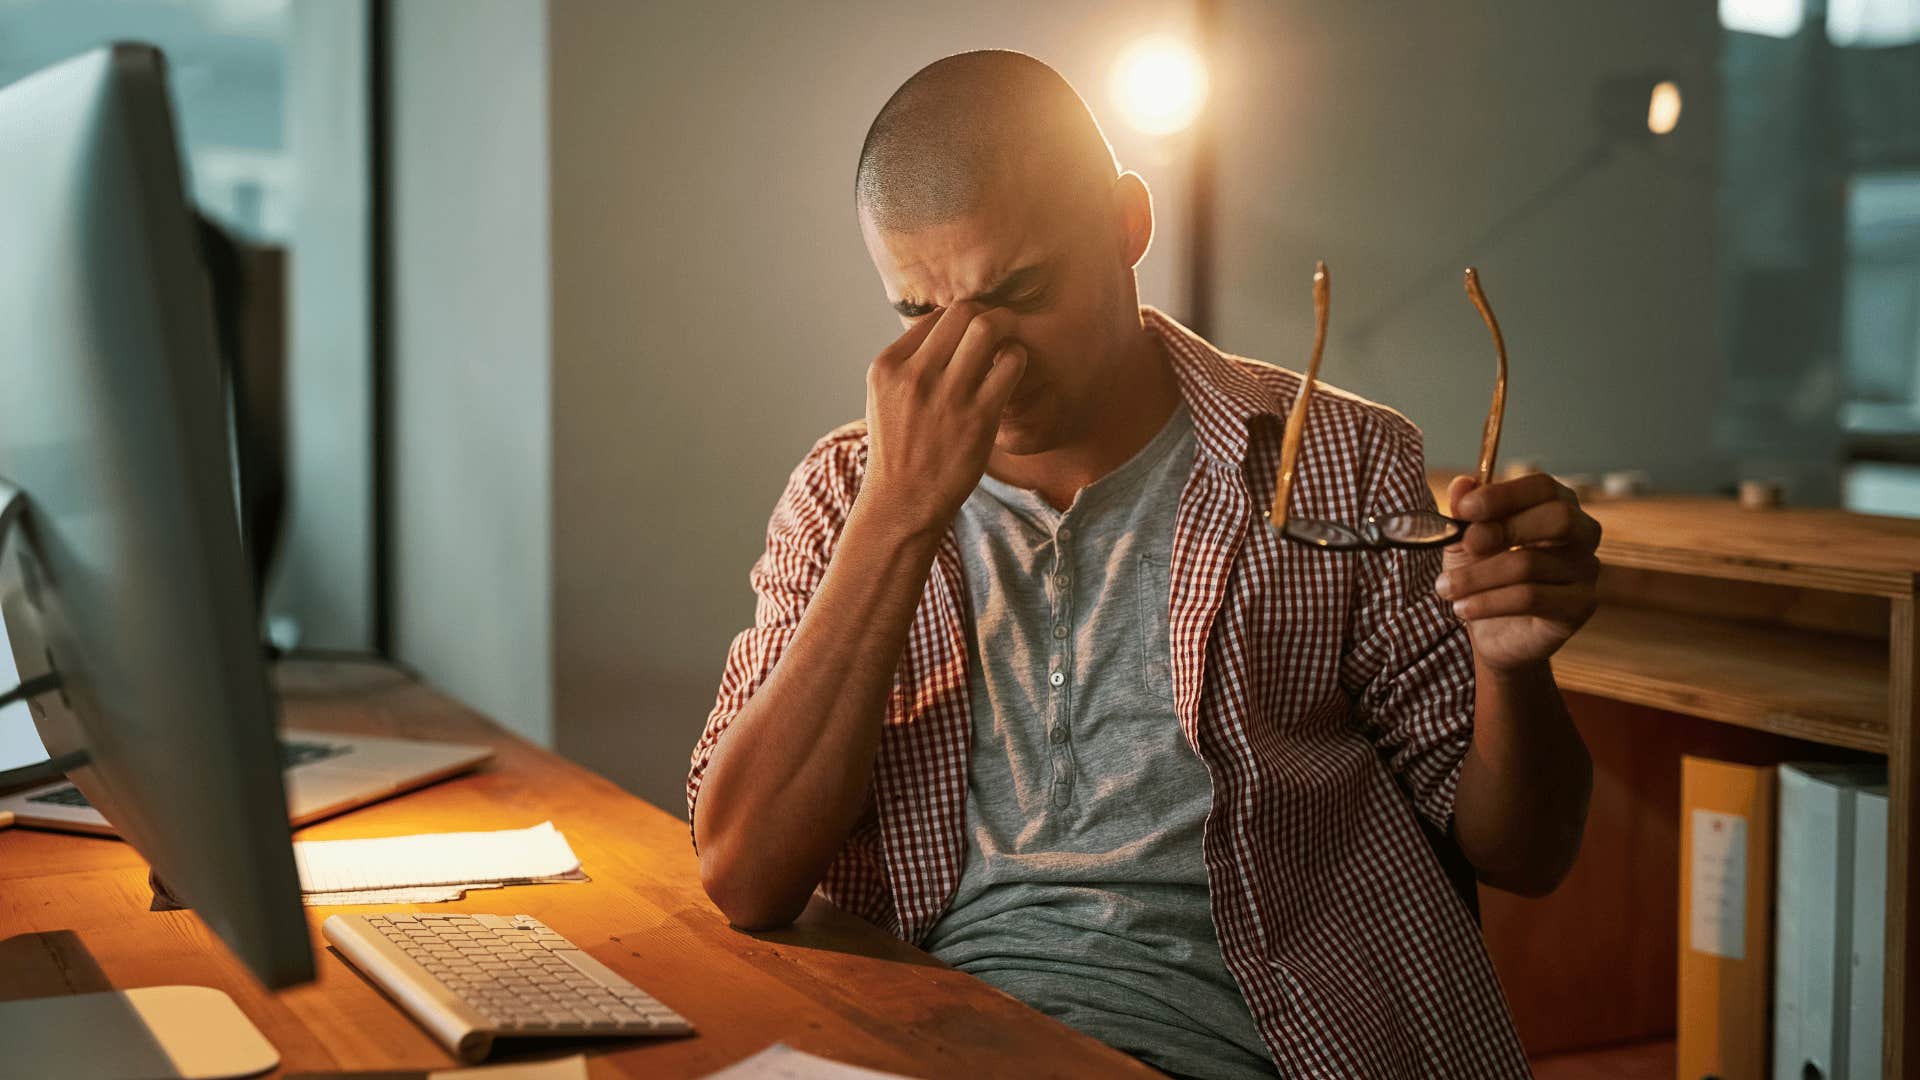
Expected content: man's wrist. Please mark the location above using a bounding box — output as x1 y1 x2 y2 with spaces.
846 484 952 553
1476 655 1554 691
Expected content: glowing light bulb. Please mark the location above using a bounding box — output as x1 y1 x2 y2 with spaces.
1111 37 1209 137
1647 80 1682 135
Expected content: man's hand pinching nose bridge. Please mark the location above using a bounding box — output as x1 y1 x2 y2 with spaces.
861 302 1028 533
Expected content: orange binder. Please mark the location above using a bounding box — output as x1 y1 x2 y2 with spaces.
1678 756 1776 1080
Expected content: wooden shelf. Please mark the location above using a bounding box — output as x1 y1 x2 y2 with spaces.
1426 468 1918 1072
1556 604 1890 752
1587 496 1920 596
1532 1037 1675 1080
1427 473 1920 597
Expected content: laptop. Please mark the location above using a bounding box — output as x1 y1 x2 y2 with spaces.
0 729 493 837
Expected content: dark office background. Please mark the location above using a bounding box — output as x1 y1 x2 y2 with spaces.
1 0 1916 818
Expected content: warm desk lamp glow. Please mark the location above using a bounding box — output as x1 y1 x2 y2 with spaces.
1111 36 1209 136
1648 80 1683 136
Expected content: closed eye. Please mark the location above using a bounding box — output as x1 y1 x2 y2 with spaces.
1003 286 1049 312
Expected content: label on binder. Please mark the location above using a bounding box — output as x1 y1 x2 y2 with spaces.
1690 809 1748 958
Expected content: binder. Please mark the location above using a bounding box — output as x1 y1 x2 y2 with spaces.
1678 756 1775 1080
1773 762 1885 1080
1847 784 1889 1080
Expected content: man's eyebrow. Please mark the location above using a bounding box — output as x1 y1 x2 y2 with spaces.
973 263 1048 305
889 263 1051 317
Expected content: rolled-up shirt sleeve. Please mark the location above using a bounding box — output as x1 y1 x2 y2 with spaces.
686 429 862 832
1337 414 1476 833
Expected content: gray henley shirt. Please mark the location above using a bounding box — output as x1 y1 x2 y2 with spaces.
923 401 1278 1079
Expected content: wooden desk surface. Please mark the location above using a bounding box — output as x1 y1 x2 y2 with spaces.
0 662 1157 1079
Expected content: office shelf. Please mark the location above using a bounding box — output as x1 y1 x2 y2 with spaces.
1531 1037 1675 1080
1428 470 1919 1075
1553 604 1888 752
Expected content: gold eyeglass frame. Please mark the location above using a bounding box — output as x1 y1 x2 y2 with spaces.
1267 261 1509 551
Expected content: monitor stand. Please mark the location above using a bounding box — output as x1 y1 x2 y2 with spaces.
0 985 278 1078
0 476 79 789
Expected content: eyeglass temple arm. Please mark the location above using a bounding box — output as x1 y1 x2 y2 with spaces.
1463 268 1507 490
1271 261 1330 526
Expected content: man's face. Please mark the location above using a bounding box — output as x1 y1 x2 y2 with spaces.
860 173 1134 457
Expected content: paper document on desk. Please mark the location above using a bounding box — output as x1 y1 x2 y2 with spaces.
701 1044 919 1079
301 882 508 906
293 821 588 904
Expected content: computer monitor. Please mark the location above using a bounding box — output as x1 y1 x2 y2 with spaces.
0 44 311 990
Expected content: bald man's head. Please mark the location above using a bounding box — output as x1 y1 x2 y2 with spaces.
855 50 1120 233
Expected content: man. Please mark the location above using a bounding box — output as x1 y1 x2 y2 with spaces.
689 50 1597 1078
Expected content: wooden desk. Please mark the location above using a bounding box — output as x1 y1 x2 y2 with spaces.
0 662 1157 1078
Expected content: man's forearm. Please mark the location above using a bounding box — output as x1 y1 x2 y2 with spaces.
1450 658 1592 897
694 494 945 929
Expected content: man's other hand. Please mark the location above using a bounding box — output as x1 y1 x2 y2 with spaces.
1433 472 1601 674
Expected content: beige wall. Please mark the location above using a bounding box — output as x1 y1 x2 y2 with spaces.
389 2 1722 810
546 3 1200 812
391 0 553 744
1210 0 1727 492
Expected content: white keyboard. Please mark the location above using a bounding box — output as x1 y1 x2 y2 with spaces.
322 912 692 1063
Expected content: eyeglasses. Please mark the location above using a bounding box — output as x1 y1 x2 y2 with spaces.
1267 261 1509 551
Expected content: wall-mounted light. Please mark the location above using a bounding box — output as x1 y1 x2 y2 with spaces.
1594 71 1684 140
1352 68 1697 346
1110 36 1209 137
1647 80 1683 136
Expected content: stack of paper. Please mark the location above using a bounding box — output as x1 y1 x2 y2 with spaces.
295 821 588 906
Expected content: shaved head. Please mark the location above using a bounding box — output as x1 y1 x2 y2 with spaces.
855 50 1121 233
854 49 1166 473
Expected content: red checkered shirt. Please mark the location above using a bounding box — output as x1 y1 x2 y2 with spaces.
689 308 1529 1077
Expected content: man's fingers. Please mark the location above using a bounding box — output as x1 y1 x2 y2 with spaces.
977 342 1028 412
1435 546 1596 601
1460 497 1598 555
945 309 1017 391
875 306 945 368
1449 581 1597 624
907 302 993 375
1452 472 1564 521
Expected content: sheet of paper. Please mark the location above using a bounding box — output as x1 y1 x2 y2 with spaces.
701 1044 919 1080
292 821 583 894
301 882 505 906
1688 808 1747 959
429 1052 589 1079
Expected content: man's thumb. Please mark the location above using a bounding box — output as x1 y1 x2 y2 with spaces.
1446 474 1479 518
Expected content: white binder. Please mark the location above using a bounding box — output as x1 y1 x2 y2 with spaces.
1848 784 1889 1080
1773 762 1884 1080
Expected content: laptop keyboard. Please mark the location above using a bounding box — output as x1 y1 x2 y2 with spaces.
25 784 90 807
280 738 353 769
25 738 352 807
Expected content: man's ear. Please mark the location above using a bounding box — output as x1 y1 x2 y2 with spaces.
1112 171 1154 269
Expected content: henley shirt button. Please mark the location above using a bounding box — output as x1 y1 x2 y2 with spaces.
1049 725 1067 744
1052 624 1068 639
1058 527 1072 541
1054 574 1069 588
1049 671 1065 687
